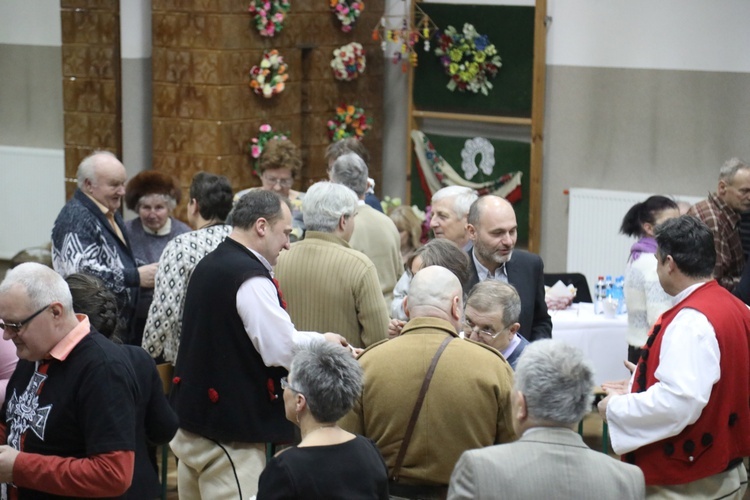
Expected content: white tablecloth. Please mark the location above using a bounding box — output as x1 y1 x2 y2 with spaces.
551 302 630 387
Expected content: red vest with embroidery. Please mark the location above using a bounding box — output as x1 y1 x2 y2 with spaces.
625 280 750 485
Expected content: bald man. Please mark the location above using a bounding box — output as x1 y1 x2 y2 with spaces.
466 195 552 342
340 266 515 498
51 151 157 335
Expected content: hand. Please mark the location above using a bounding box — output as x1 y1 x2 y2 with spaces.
0 445 19 483
138 263 159 288
388 319 406 339
597 394 613 422
322 333 349 348
601 379 629 396
624 360 636 374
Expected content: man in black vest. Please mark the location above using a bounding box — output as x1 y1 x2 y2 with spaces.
466 195 552 342
170 190 349 499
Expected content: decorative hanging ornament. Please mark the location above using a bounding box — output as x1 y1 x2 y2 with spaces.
247 0 291 37
330 0 364 33
330 42 366 81
460 137 496 180
327 105 372 142
433 23 502 95
249 49 289 98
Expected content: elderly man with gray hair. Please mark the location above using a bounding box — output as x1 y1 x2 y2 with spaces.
448 340 645 500
687 157 750 291
275 181 389 348
0 263 138 498
341 266 515 498
429 186 478 251
463 281 529 369
329 153 402 303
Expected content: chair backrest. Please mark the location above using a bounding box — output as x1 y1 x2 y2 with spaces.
156 363 174 395
544 273 592 303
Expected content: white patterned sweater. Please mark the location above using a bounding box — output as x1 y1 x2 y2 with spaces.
623 253 674 348
141 224 232 362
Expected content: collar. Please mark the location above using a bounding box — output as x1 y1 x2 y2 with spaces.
400 316 460 338
83 192 113 217
672 280 710 305
303 231 350 248
48 314 91 361
357 199 366 206
142 217 172 236
501 334 522 359
247 247 273 275
709 192 741 227
472 250 510 282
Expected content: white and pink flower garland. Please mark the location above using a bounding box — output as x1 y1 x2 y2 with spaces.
330 42 366 81
329 0 364 33
249 50 289 98
248 0 291 37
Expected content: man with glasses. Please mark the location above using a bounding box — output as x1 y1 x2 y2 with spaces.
341 266 515 499
0 263 137 498
463 280 529 370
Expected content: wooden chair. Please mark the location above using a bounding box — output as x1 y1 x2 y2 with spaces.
156 363 174 500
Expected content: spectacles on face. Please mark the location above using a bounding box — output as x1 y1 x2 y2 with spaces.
280 376 303 394
0 304 51 334
262 175 294 188
463 319 505 339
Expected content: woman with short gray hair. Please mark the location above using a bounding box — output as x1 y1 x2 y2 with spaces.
257 341 388 499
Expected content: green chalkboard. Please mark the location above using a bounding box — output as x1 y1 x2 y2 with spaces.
414 4 535 117
411 132 532 247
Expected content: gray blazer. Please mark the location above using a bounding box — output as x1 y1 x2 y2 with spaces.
448 427 645 500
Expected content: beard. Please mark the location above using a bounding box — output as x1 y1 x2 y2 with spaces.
474 237 513 267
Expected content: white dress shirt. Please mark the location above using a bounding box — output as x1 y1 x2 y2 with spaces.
606 282 721 455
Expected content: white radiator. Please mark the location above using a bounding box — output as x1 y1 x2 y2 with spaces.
0 146 65 260
566 188 702 299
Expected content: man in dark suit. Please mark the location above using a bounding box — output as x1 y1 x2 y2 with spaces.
466 195 552 342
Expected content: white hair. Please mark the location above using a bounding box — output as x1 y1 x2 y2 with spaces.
302 181 358 232
431 186 478 219
76 150 119 188
330 153 369 197
0 263 73 311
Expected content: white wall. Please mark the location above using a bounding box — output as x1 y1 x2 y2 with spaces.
0 0 61 46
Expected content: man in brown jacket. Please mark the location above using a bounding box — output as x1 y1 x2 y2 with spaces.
340 266 516 499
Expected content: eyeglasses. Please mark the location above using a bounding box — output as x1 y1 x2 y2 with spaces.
280 376 303 394
462 319 505 339
262 175 294 188
0 304 51 334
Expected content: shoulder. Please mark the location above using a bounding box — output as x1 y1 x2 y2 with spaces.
512 249 542 266
461 337 510 362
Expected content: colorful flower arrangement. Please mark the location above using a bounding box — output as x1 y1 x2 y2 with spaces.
249 50 289 98
330 42 366 81
327 105 371 142
248 124 290 174
330 0 364 33
433 23 502 95
247 0 291 37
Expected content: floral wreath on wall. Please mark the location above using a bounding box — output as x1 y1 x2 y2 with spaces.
327 105 372 142
331 42 366 81
248 124 290 175
433 23 502 95
330 0 364 33
248 0 291 37
249 50 289 98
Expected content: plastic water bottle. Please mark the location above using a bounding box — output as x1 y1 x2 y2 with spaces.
594 276 606 314
604 275 613 299
612 276 626 315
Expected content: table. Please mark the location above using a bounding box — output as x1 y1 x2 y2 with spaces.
551 302 630 387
